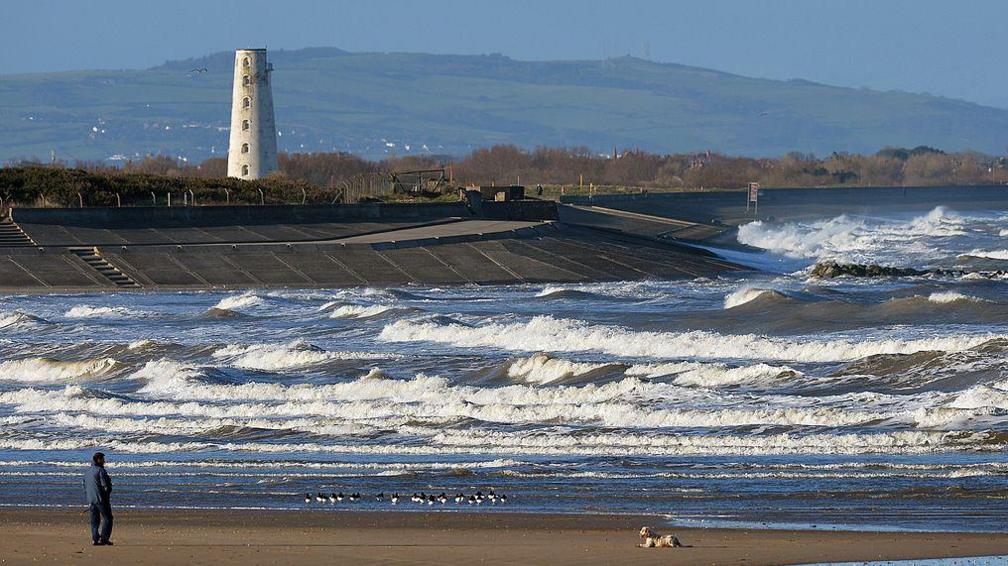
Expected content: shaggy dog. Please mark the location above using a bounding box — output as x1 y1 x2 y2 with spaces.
639 526 683 548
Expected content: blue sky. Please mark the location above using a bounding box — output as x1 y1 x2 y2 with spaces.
3 0 1005 107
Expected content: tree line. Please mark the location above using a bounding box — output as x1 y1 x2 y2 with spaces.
3 144 1007 207
446 145 1008 189
75 145 1008 189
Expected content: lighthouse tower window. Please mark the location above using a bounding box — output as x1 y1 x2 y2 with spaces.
241 164 249 176
242 119 250 131
241 143 249 154
242 97 251 108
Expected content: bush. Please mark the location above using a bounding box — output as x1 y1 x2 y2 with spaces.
0 166 328 208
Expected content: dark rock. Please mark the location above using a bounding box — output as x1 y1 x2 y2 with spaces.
810 260 1008 280
809 261 924 278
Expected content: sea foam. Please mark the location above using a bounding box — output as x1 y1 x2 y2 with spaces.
927 291 988 304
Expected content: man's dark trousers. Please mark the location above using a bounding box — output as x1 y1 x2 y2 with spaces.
89 501 113 544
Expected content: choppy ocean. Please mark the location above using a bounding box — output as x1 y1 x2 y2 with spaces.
1 206 1007 531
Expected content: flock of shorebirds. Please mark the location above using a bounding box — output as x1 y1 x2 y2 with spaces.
304 490 507 506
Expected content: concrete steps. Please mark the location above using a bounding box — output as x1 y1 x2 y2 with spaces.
69 247 140 288
0 216 36 247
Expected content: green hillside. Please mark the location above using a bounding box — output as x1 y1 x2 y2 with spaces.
2 47 1007 163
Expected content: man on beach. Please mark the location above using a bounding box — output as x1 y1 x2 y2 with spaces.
83 452 114 546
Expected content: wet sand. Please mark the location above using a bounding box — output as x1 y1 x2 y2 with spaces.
2 508 1007 565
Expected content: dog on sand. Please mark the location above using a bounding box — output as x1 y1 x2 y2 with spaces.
639 526 683 548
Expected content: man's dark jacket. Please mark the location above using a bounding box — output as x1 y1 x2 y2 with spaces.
83 464 112 504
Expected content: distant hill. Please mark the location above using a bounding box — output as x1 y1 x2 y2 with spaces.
2 47 1008 163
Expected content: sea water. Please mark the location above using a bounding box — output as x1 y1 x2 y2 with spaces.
0 206 1006 532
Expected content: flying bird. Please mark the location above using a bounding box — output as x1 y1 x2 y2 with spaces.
188 67 208 76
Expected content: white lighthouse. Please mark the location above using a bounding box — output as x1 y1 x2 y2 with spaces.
227 48 278 179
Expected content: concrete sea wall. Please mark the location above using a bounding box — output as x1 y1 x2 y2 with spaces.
0 201 748 290
0 226 746 291
561 185 1008 223
11 202 471 228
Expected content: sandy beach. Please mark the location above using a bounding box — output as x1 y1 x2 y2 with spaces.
2 508 1007 566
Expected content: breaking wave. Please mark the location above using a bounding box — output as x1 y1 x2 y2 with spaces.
737 207 972 267
328 304 397 319
211 340 391 371
65 305 148 319
948 384 1008 411
627 361 800 387
0 357 119 382
426 428 991 457
2 368 995 448
927 291 988 304
506 353 616 384
380 315 998 363
212 292 264 312
962 249 1008 261
0 414 989 456
723 287 786 309
0 311 48 329
127 339 160 351
535 287 608 301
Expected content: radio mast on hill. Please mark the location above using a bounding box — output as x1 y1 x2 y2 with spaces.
227 48 278 180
